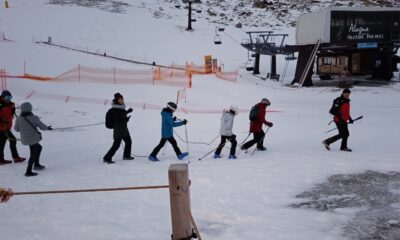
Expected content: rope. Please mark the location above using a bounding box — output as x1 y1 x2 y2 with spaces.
174 131 220 145
52 122 104 131
12 185 169 196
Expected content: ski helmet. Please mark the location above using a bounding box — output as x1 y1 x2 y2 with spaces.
167 102 177 111
229 105 239 115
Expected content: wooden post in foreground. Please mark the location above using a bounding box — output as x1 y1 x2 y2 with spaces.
169 164 193 240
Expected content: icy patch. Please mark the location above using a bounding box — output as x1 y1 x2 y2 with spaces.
48 0 130 14
291 171 400 239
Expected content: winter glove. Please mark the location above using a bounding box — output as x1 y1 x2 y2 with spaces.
182 119 188 125
231 134 237 140
0 188 13 203
173 116 177 121
47 126 53 130
127 116 131 122
348 118 354 124
266 122 273 127
127 108 133 113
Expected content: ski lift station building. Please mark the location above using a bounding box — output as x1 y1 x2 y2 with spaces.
294 7 400 85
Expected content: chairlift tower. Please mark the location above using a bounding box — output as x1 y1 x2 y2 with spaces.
184 0 200 31
241 31 298 79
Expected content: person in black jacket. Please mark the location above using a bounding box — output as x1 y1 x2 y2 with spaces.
103 93 134 164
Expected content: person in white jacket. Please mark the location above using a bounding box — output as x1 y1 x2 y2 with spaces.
214 105 239 159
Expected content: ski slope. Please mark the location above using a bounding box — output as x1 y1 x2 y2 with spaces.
1 1 400 240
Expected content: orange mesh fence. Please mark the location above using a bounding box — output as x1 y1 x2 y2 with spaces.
5 78 281 114
53 65 191 88
216 71 238 82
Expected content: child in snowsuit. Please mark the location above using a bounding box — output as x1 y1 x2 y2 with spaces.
14 102 52 177
0 90 25 165
214 105 239 159
103 93 134 164
241 98 273 151
148 102 188 162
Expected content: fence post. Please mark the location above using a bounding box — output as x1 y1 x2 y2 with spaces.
168 164 193 240
114 67 116 84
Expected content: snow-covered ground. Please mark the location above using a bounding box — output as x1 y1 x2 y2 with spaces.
1 1 400 239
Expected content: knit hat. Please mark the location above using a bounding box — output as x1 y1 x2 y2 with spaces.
261 98 271 106
1 90 11 98
20 102 32 113
167 102 177 111
342 88 351 94
114 93 123 101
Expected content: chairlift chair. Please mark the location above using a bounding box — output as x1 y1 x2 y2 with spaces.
285 53 297 61
196 8 202 13
245 60 254 71
214 34 222 45
191 19 197 22
218 25 225 32
175 2 181 8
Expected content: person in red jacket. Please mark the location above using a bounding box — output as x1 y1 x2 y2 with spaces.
322 88 353 152
0 90 26 165
241 98 273 151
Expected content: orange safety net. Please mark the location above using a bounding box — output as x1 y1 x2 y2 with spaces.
53 65 191 88
216 71 238 82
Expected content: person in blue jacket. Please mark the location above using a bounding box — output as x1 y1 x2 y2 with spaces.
149 102 188 162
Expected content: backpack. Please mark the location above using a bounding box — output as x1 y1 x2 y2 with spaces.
329 99 341 116
105 109 114 129
249 105 259 121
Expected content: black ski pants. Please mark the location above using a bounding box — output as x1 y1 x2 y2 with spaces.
324 122 349 149
27 143 42 173
242 131 265 150
104 135 132 161
0 130 20 160
215 135 237 156
150 137 182 157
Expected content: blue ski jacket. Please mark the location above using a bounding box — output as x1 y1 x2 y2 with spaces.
161 108 184 138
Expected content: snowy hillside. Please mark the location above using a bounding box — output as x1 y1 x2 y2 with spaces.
1 1 400 240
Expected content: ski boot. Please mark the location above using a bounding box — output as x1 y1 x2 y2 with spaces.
178 152 189 160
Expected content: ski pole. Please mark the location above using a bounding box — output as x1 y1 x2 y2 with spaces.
185 124 189 153
198 146 220 161
325 115 363 134
198 140 226 161
251 127 270 156
239 132 251 147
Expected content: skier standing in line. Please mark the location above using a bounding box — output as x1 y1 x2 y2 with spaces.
148 102 188 162
103 93 134 164
214 105 239 159
322 88 353 152
241 98 273 151
14 102 52 177
0 90 26 165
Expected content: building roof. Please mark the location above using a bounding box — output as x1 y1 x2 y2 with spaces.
296 7 400 46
